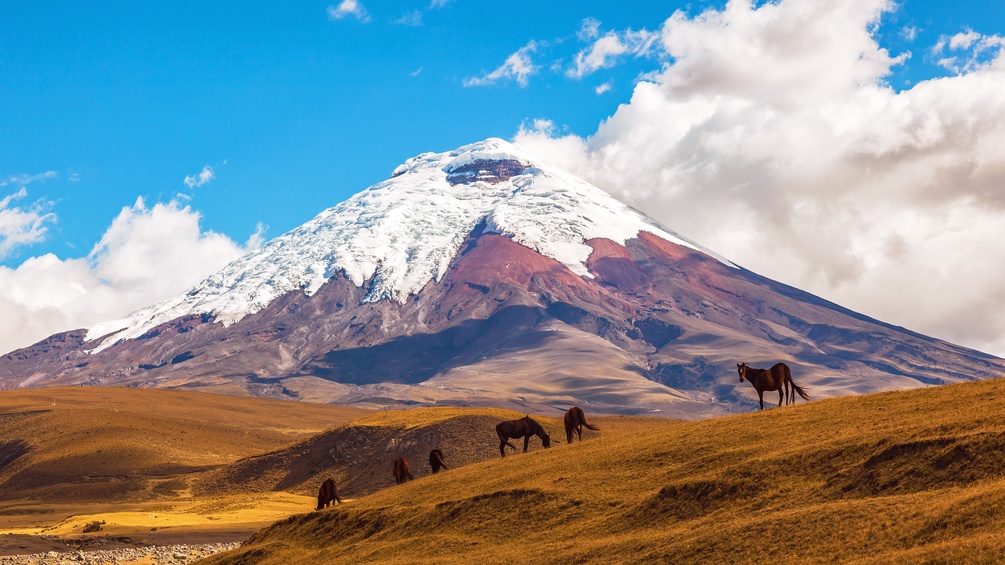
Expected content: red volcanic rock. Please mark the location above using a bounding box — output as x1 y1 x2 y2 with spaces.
586 237 648 293
445 158 528 185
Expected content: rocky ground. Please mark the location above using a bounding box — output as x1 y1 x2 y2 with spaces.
0 542 239 564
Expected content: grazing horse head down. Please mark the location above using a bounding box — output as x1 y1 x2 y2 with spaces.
564 406 600 444
495 415 551 457
429 449 447 474
315 478 342 510
392 456 414 484
737 362 811 410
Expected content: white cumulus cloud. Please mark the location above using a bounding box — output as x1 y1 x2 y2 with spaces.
0 189 56 259
328 0 370 22
183 165 215 189
567 27 658 78
1 171 58 188
464 41 539 87
578 17 601 42
393 10 422 26
932 29 1005 73
516 0 1005 357
0 199 262 355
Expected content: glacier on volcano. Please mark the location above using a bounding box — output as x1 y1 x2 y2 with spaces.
86 138 732 352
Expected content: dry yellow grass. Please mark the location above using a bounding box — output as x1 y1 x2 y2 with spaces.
0 388 561 547
0 386 369 539
203 378 1005 564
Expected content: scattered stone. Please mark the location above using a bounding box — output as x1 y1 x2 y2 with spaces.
0 542 240 565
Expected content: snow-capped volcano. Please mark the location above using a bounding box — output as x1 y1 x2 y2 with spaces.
88 138 731 352
3 138 1003 417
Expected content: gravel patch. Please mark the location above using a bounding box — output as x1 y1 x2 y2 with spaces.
0 542 240 564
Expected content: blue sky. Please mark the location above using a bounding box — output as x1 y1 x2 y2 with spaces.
3 0 1005 356
4 0 997 261
2 1 681 261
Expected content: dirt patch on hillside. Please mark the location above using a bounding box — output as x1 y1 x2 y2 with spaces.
198 411 557 499
827 432 1005 497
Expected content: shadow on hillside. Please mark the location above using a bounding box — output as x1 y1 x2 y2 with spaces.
294 305 560 385
0 440 29 474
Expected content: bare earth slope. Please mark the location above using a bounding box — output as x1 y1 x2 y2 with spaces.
204 377 1005 564
197 407 563 501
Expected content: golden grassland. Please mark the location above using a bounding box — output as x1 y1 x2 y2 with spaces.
6 380 1005 563
202 378 1005 564
0 387 370 540
0 387 555 547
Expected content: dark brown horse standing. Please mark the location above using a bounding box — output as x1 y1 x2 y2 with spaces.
429 449 447 474
496 415 551 457
737 362 810 410
315 478 342 510
564 406 599 444
392 456 413 484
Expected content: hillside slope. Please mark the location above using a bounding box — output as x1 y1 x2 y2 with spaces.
205 378 1005 564
197 407 563 500
0 387 369 536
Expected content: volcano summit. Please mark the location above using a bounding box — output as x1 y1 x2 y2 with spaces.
2 139 1002 417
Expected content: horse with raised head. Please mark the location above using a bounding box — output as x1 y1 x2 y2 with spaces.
315 478 342 510
392 456 413 484
496 415 551 457
737 362 810 410
564 406 599 444
429 449 447 474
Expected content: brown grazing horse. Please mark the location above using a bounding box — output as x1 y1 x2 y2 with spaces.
315 478 342 510
496 415 551 457
429 449 447 474
564 406 599 444
737 362 810 410
392 456 413 484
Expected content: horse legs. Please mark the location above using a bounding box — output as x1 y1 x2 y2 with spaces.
758 390 765 410
576 426 583 441
778 388 783 407
523 435 530 452
499 435 516 457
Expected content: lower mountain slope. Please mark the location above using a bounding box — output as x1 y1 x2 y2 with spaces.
3 230 1002 418
204 377 1005 564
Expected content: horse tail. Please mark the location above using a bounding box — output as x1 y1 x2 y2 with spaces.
575 407 599 431
790 381 811 401
431 449 447 471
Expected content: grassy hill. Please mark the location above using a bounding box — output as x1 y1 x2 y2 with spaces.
0 387 563 546
0 387 370 538
6 379 1005 562
201 378 1005 564
197 407 565 500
